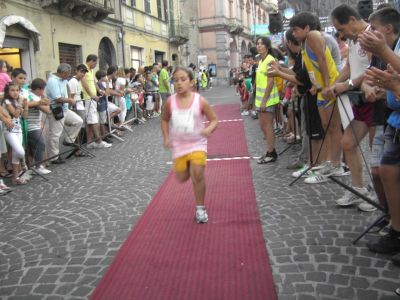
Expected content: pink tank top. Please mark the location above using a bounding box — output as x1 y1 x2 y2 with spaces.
170 92 207 159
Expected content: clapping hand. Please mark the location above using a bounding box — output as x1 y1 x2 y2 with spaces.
358 30 387 55
365 65 400 95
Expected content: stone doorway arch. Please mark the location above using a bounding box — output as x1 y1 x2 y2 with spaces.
98 37 116 70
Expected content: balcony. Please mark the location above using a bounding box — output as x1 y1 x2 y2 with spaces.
228 20 244 35
169 20 189 45
41 0 115 22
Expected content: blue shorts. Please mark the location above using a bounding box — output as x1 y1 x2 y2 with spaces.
381 125 400 166
370 125 384 168
255 105 276 113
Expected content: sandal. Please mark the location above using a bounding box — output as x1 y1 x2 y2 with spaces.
12 177 27 185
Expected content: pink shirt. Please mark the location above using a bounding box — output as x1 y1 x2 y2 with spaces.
169 92 207 159
0 72 11 92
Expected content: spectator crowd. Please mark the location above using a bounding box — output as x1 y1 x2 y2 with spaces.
231 3 400 277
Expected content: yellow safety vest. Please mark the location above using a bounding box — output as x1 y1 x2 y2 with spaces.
255 54 280 108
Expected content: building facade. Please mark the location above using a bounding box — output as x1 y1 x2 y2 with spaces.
194 0 278 85
0 0 178 80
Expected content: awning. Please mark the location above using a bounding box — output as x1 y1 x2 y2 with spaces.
0 15 41 51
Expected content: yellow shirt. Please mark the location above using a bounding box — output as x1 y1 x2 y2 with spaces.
302 37 339 102
82 64 97 99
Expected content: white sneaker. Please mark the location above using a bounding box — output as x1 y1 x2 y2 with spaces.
292 165 313 178
87 142 96 149
20 172 32 182
316 161 344 176
95 141 112 149
335 187 368 206
358 202 377 212
196 209 208 224
311 164 324 171
140 117 147 122
241 111 249 116
304 174 328 184
34 165 52 175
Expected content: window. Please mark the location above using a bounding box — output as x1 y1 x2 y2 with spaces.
157 0 163 20
131 0 136 7
144 0 151 13
58 43 82 72
130 46 143 70
154 50 165 63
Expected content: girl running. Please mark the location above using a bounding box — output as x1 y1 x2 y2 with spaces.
161 67 218 223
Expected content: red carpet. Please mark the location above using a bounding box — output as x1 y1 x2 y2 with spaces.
91 104 276 300
212 103 242 120
207 121 249 158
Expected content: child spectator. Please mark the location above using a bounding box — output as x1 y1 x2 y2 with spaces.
0 60 11 100
144 71 157 118
96 70 121 141
237 76 249 116
27 78 51 174
2 82 28 185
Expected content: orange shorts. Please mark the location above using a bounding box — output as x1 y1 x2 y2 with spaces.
173 151 207 172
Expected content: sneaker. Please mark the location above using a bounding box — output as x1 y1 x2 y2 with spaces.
196 209 208 224
304 174 328 184
316 161 344 176
292 165 313 178
357 202 377 212
87 142 96 149
34 165 52 175
340 164 351 176
241 111 249 116
20 173 32 182
103 136 113 144
257 154 266 164
95 141 112 149
379 226 391 238
140 117 147 122
335 187 368 206
311 164 324 171
257 150 277 164
367 228 400 254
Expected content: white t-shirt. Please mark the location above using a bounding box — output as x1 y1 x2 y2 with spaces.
348 27 371 80
115 77 126 100
68 77 84 110
27 92 43 132
115 77 126 91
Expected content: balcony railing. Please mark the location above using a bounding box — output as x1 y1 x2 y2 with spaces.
41 0 115 22
169 20 189 45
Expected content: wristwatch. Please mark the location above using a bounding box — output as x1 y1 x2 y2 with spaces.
348 79 355 90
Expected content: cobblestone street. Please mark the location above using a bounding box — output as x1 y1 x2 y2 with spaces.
0 86 399 299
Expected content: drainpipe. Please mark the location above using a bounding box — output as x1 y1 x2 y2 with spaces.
120 27 126 66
